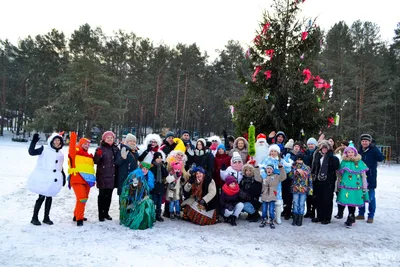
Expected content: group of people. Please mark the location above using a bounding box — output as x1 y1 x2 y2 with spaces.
27 128 384 230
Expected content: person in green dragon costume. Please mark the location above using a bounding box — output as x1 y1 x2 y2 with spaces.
120 162 155 230
336 141 369 228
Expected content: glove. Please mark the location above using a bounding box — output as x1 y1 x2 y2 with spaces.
220 164 227 171
199 199 206 206
121 147 129 159
146 144 152 152
188 173 196 184
180 177 186 184
96 148 103 157
32 133 40 143
223 129 228 139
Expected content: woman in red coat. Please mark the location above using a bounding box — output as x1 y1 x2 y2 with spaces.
213 144 231 191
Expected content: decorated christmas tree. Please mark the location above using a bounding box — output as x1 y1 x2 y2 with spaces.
235 0 334 139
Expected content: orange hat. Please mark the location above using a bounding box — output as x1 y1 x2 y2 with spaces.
78 138 90 146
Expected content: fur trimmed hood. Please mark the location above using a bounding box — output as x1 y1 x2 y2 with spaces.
242 164 255 177
342 154 362 162
233 137 248 150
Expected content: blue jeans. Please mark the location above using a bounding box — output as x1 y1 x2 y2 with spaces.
292 193 307 215
152 193 163 216
358 189 376 218
169 200 180 214
262 201 275 220
243 202 256 214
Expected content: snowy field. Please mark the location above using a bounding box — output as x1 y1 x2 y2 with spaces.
1 134 400 267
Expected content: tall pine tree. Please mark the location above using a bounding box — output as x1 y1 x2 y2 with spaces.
235 0 332 139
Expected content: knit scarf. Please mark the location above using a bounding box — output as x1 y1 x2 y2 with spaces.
222 184 240 196
152 146 159 153
154 162 162 183
318 152 329 181
192 180 204 201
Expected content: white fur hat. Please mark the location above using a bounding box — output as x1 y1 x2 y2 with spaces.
269 144 281 154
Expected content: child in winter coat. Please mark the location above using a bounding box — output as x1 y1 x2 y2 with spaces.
289 153 312 226
28 133 66 225
239 164 262 222
150 152 168 222
336 141 369 227
166 161 183 219
259 144 293 224
257 164 286 229
220 176 244 226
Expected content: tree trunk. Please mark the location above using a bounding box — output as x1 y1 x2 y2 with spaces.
174 68 181 131
181 70 189 130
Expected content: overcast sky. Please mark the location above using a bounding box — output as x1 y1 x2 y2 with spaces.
1 0 398 60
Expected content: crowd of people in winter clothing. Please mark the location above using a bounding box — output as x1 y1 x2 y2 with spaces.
26 129 384 229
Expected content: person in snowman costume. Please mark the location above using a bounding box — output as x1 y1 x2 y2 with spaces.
28 133 66 226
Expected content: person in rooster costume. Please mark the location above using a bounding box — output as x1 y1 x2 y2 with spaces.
68 132 96 226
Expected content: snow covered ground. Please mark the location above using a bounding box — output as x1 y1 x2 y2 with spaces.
0 133 400 267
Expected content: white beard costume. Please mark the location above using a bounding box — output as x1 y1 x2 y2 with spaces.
254 138 269 167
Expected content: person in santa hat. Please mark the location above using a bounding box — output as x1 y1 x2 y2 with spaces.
254 133 269 166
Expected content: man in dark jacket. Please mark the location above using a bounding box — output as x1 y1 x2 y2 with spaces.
356 134 384 223
160 131 177 156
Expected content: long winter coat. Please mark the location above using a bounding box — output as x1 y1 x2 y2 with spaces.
213 153 231 188
28 133 65 197
311 150 340 186
116 144 139 195
94 141 119 190
358 144 384 189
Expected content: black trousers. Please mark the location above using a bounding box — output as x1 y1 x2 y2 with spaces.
282 179 293 215
98 189 113 217
306 195 315 216
314 182 334 222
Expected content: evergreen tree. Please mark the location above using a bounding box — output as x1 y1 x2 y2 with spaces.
235 0 331 139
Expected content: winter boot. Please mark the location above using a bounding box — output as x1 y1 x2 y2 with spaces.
230 215 237 226
355 215 365 220
42 197 54 225
98 198 105 222
73 216 87 222
335 204 345 219
175 213 181 220
31 196 45 226
156 215 164 222
292 214 298 226
296 215 303 226
170 213 176 220
367 217 374 223
259 218 267 228
248 212 261 223
345 214 355 227
270 221 275 229
104 194 112 220
77 220 84 226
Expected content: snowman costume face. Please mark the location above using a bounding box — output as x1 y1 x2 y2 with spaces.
27 133 65 197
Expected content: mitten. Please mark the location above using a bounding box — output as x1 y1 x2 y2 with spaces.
199 199 206 206
187 147 194 156
223 129 228 139
146 144 152 152
221 163 227 171
32 133 40 143
188 173 196 184
121 147 129 159
96 148 103 157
